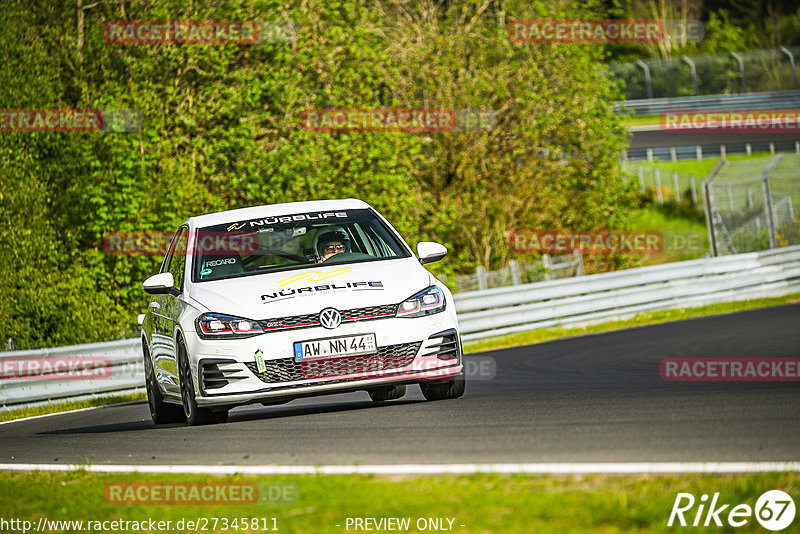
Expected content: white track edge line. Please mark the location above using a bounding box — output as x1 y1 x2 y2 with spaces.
1 462 799 475
0 399 146 426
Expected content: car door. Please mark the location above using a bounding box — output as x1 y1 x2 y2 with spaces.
150 226 189 396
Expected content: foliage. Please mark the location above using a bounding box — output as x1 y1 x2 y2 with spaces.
1 0 633 348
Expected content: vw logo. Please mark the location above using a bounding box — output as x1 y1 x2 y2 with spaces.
319 308 342 330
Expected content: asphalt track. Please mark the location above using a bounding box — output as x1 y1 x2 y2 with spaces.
1 304 798 467
629 129 800 149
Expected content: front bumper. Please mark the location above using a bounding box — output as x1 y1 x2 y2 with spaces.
184 313 462 408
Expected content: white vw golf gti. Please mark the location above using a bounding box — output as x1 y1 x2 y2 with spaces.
140 199 464 425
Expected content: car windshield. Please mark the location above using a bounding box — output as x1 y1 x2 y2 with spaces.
192 208 411 282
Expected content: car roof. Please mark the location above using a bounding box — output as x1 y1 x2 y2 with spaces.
186 198 372 228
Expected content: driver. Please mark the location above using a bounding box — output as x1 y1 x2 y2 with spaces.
316 229 351 262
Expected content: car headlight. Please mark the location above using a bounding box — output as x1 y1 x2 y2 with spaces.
196 313 264 339
396 286 446 318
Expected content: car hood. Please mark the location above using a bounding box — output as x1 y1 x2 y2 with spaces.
187 257 431 320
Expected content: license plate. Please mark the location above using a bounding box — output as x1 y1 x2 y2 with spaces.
293 333 377 361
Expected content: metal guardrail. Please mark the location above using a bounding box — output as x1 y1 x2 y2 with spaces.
455 244 800 342
2 245 799 407
616 89 800 116
626 141 800 163
0 338 143 409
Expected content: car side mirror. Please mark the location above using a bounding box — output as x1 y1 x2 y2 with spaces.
417 241 448 265
143 272 177 295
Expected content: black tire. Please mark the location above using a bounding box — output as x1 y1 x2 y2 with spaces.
143 344 185 425
419 373 465 401
368 384 406 402
178 340 229 425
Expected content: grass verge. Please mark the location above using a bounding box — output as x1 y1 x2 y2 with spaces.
464 293 800 354
627 206 708 264
0 392 146 423
1 471 798 533
622 114 660 128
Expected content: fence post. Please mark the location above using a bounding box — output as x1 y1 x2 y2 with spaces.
720 144 726 160
729 52 747 93
542 254 553 281
681 55 699 95
509 260 522 285
476 266 488 290
638 165 645 191
727 183 735 211
746 143 752 156
770 142 775 155
762 178 778 249
703 159 728 257
690 175 698 204
673 172 681 202
646 148 653 162
670 146 677 162
635 59 653 99
761 155 783 249
574 252 585 276
746 185 754 209
696 145 703 160
655 168 663 202
779 46 798 89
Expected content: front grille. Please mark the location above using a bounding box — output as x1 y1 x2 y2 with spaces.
258 304 397 333
245 341 421 383
340 305 397 321
245 357 300 383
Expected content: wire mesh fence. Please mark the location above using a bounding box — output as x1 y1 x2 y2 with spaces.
610 47 800 100
704 154 800 254
439 254 584 293
622 163 703 206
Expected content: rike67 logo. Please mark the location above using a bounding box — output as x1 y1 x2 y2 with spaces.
668 490 795 531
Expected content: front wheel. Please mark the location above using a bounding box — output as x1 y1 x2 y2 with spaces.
143 344 185 425
368 384 406 402
178 340 229 425
419 373 465 401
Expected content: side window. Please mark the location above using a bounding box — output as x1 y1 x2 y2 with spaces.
167 228 189 291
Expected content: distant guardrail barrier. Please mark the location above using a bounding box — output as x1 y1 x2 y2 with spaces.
625 140 800 163
2 245 800 408
616 89 800 116
455 244 800 342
